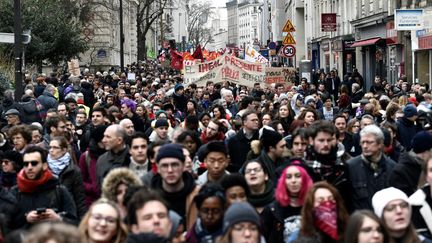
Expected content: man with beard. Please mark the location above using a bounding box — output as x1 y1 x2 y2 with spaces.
150 143 200 231
347 125 396 212
10 146 77 229
74 111 88 142
200 120 225 144
305 120 351 209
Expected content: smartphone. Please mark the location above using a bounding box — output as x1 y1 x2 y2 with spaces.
36 208 46 214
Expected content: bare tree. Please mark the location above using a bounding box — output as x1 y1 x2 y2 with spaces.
137 0 169 61
186 1 214 49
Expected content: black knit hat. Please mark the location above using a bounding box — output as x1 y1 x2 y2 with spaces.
412 131 432 153
2 150 23 170
156 143 185 163
260 127 283 151
223 202 260 234
155 119 169 128
91 125 108 143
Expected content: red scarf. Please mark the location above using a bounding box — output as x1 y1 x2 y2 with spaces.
17 169 54 193
200 131 225 144
384 144 394 155
313 200 339 240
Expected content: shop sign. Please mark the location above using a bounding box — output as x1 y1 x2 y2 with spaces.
343 40 355 50
395 9 424 30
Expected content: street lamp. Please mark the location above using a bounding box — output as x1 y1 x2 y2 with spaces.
14 0 23 101
119 0 124 72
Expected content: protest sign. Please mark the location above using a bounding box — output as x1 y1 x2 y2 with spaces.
184 54 266 88
264 67 296 86
245 45 269 64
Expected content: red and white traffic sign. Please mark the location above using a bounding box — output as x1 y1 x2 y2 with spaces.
279 45 296 58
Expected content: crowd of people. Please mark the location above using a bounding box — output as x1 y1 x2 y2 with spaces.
0 59 432 243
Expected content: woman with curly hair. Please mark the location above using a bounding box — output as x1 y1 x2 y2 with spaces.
79 198 128 243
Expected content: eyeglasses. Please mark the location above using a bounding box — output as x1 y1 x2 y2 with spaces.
90 214 117 226
245 167 263 174
384 201 409 212
159 162 182 171
23 160 40 167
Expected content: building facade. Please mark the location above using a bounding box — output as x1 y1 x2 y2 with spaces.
80 0 139 70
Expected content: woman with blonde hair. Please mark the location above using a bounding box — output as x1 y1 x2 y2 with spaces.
79 198 128 243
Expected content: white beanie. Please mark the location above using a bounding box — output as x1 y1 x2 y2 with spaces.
372 187 409 217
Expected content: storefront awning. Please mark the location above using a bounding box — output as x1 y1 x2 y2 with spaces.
350 38 382 47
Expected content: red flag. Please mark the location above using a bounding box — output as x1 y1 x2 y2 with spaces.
192 45 204 60
170 49 183 70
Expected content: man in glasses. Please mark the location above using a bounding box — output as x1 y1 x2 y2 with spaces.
347 124 396 212
10 146 77 229
150 143 199 231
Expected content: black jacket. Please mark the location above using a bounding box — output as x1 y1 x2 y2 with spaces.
59 163 88 219
227 129 259 172
347 154 396 212
389 151 423 196
10 177 78 229
261 202 302 243
396 117 418 151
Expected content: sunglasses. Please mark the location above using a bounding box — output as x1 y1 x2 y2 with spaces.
23 160 40 167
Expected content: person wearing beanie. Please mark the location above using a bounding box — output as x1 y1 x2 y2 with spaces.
372 187 430 243
197 141 230 185
0 150 23 189
217 202 262 243
78 125 107 206
256 127 286 184
389 131 432 197
173 82 189 113
396 104 419 150
149 118 171 143
150 143 200 231
346 124 396 212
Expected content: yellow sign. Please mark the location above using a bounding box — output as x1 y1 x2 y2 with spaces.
282 33 296 45
282 20 296 32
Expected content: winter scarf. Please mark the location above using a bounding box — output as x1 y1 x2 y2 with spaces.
187 218 223 243
47 152 71 177
248 180 275 208
313 200 339 240
17 169 54 193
